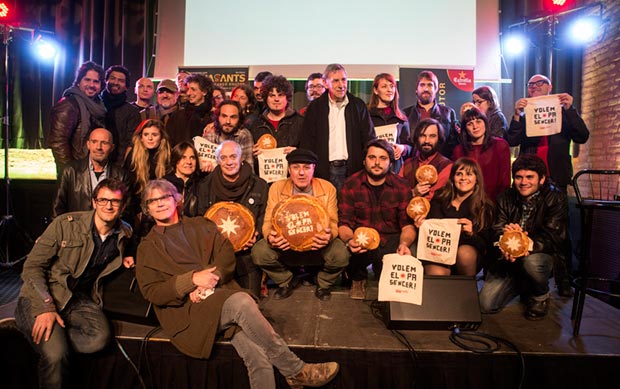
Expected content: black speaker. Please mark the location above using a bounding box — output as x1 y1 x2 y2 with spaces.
382 275 481 331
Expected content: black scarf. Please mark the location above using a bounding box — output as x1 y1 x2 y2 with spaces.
211 163 253 202
62 86 106 142
101 90 129 111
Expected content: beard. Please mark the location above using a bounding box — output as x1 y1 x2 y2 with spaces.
418 143 438 159
417 92 434 105
366 167 389 181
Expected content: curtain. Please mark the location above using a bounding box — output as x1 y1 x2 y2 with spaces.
0 0 149 150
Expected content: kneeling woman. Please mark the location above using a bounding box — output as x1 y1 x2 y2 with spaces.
136 180 339 389
415 158 494 276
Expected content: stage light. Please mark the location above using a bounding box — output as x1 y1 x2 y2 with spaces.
569 17 600 44
544 0 575 13
32 36 58 61
504 34 527 56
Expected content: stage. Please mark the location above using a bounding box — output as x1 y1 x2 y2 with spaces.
33 281 618 389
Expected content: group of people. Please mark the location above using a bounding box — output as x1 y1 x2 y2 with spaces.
16 62 589 388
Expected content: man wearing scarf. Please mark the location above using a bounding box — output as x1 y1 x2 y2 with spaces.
195 140 268 297
101 65 142 166
48 61 107 176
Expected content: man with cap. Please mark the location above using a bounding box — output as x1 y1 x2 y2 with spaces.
251 149 350 300
141 78 180 126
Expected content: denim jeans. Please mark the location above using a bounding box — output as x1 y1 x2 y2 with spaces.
479 253 554 313
251 238 349 289
219 292 304 389
329 164 348 194
14 294 112 389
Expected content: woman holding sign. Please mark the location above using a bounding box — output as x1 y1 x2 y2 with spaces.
368 73 412 174
414 158 494 276
452 107 511 202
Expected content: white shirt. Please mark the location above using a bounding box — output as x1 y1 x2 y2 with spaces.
328 93 349 162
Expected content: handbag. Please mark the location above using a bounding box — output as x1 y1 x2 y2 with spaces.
102 266 159 326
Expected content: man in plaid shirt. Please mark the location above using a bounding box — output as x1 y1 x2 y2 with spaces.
338 139 417 300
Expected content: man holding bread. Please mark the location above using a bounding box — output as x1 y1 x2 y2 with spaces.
339 139 417 300
251 149 349 301
479 154 568 320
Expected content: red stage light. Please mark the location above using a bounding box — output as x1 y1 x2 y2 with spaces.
544 0 575 12
0 3 9 19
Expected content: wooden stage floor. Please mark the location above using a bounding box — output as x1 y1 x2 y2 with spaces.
99 282 620 389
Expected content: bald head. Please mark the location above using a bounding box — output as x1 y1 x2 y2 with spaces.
527 74 552 98
135 77 155 103
87 128 115 166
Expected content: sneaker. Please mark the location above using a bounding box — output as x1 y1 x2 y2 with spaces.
525 296 550 320
349 280 366 300
315 287 331 301
0 317 17 330
286 362 339 389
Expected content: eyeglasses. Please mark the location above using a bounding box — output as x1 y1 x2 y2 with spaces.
95 198 122 207
145 194 174 206
527 80 549 88
307 85 325 90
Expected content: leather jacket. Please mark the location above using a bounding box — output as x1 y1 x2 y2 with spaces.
53 157 128 218
493 184 568 255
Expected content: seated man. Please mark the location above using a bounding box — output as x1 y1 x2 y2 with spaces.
339 139 416 300
53 128 127 217
136 180 339 389
196 140 268 296
479 154 568 320
251 149 349 301
14 179 134 388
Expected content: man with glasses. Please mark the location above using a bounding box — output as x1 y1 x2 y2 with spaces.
299 72 326 116
53 128 127 217
15 179 134 388
507 74 590 297
141 78 180 126
251 149 349 301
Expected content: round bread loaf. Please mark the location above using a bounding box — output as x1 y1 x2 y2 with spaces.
415 164 438 185
257 133 277 149
499 230 530 258
205 202 255 252
407 196 431 219
353 227 380 250
272 194 330 251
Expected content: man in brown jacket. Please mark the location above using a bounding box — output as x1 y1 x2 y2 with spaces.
136 179 339 389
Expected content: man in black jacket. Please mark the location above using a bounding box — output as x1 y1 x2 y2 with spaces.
53 128 128 217
301 64 375 192
403 70 459 159
479 155 568 320
47 61 107 176
101 65 142 165
195 140 268 296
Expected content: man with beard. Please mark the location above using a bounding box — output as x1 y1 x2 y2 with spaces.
53 128 128 217
131 77 155 110
167 73 214 147
299 72 326 117
140 79 179 126
202 100 254 170
101 65 142 165
402 118 453 200
403 70 459 158
195 140 268 296
301 64 375 192
48 61 107 176
251 149 349 301
253 71 272 114
339 139 416 300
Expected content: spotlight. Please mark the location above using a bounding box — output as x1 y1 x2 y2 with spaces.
32 36 58 61
504 34 527 56
569 17 600 44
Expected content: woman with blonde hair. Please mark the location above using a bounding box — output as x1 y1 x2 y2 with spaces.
124 119 172 232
